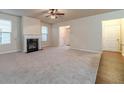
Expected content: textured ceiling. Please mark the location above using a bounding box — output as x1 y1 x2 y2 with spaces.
0 9 119 24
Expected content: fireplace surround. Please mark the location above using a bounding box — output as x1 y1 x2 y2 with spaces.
23 35 42 53
27 39 38 53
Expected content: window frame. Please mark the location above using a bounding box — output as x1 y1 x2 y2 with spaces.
0 19 12 45
41 26 48 42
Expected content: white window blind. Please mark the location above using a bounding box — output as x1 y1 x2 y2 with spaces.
0 19 11 45
41 26 48 41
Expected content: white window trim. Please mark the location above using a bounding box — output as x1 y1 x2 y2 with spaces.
41 26 48 42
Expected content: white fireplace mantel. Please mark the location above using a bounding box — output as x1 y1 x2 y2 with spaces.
23 34 42 52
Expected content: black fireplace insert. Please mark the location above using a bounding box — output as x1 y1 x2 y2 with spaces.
27 39 38 53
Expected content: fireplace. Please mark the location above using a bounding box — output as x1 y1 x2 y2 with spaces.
27 39 39 53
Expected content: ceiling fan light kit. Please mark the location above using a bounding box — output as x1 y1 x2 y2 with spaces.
50 15 56 19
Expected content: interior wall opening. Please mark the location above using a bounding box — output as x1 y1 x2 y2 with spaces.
59 25 71 47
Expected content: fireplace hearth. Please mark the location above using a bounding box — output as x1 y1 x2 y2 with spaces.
27 39 38 53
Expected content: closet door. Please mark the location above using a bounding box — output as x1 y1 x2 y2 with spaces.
102 19 121 52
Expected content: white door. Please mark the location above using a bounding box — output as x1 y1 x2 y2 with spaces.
102 19 121 52
0 14 17 53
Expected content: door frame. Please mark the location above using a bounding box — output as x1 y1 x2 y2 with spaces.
59 25 71 47
102 19 121 52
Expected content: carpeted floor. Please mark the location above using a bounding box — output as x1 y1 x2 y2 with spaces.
0 47 101 84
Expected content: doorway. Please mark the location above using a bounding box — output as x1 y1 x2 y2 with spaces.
102 19 121 52
59 26 71 47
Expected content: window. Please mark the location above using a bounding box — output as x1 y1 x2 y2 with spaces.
41 26 48 41
0 19 11 45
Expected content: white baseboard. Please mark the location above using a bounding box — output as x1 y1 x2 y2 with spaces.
71 48 102 53
0 49 21 54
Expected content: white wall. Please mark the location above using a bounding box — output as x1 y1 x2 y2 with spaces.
121 19 124 56
52 10 124 52
22 16 41 35
52 24 59 46
59 27 66 46
65 27 71 46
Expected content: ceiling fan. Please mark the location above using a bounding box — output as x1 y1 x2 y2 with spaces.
45 9 64 19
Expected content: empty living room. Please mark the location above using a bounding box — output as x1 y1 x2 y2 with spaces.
0 9 124 84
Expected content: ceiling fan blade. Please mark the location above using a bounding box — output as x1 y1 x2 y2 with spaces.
55 13 64 15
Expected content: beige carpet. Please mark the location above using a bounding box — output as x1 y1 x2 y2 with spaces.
0 47 101 84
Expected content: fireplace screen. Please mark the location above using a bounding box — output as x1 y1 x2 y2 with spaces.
27 39 38 53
